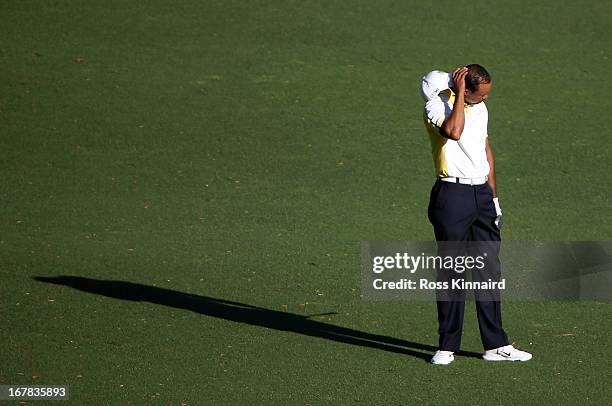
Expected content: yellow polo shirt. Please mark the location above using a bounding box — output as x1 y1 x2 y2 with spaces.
421 70 490 178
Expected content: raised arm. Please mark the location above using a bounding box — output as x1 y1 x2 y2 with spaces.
439 67 468 140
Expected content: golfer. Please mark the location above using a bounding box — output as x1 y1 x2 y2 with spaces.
421 65 532 364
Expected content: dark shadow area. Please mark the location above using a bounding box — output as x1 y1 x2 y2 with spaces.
33 275 483 362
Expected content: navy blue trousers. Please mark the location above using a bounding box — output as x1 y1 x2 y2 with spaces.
428 179 509 351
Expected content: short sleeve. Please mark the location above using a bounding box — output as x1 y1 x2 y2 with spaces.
421 70 452 128
482 102 489 136
424 97 447 128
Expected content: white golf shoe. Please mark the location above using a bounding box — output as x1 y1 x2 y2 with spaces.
430 350 454 365
483 345 532 362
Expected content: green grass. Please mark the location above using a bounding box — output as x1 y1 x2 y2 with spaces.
1 0 611 404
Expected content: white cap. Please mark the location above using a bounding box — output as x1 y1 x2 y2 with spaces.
420 70 453 101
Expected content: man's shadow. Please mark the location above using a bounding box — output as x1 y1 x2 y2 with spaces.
33 275 482 362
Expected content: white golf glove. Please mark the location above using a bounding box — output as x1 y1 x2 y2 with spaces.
493 197 503 229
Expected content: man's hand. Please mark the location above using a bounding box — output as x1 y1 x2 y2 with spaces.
439 67 468 140
493 197 503 229
452 67 468 94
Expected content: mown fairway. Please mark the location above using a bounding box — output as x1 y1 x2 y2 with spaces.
1 0 611 404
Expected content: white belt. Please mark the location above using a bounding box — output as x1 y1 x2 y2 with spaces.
439 176 488 185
